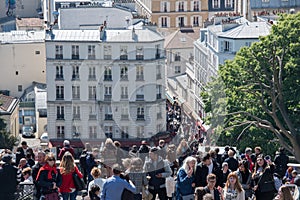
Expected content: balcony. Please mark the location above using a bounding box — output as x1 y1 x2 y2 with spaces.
175 55 181 61
121 114 129 120
120 55 128 60
136 55 144 60
56 114 65 120
72 95 80 100
136 114 145 120
55 54 63 59
156 93 162 99
73 114 80 120
88 75 96 80
56 94 64 100
136 94 144 101
104 75 112 81
88 95 96 100
55 74 64 80
121 94 128 99
155 53 160 59
120 75 128 81
105 114 113 120
89 114 97 120
136 75 144 81
104 94 112 101
88 55 96 59
72 54 79 60
104 55 111 60
72 74 80 80
19 102 35 108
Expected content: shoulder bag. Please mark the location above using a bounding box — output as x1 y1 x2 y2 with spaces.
73 172 85 191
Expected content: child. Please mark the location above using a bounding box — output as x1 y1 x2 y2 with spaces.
89 184 100 200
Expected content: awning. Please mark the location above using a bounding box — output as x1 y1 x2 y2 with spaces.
166 91 175 104
182 102 193 116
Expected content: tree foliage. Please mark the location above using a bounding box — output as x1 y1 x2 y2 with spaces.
203 13 300 161
0 117 18 150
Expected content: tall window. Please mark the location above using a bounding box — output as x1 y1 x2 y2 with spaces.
88 86 96 99
72 45 79 59
104 45 112 60
121 86 128 99
194 1 199 11
55 45 63 59
178 2 184 11
104 86 112 101
88 45 95 59
72 66 80 80
175 66 181 74
137 126 144 138
104 106 113 120
105 126 113 138
56 106 64 120
56 66 64 79
156 65 162 79
212 0 220 8
104 66 112 81
155 44 161 59
178 17 185 27
175 52 181 61
193 16 199 26
137 106 144 120
156 85 162 99
56 126 65 138
72 86 80 99
121 107 129 120
73 106 80 119
121 126 129 138
225 0 232 7
89 126 97 139
136 65 144 80
136 46 144 60
163 2 167 12
136 86 144 101
89 106 97 120
56 85 64 99
89 67 96 80
161 17 168 27
120 46 128 60
120 65 128 80
224 41 231 51
72 126 80 138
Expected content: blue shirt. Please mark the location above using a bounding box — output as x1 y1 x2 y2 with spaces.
100 175 136 200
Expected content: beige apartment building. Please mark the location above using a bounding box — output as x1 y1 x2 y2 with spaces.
135 0 209 32
0 31 46 97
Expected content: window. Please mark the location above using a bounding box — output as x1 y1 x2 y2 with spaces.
175 52 181 61
224 41 230 51
121 86 128 99
55 45 63 59
35 50 40 55
121 107 129 120
121 126 129 138
18 85 22 92
163 2 167 12
89 126 97 138
104 126 113 138
137 126 144 138
137 106 144 120
88 86 96 100
156 85 162 99
72 126 80 138
155 44 161 59
104 86 112 101
212 0 220 8
157 124 163 132
136 46 144 60
136 65 144 80
89 67 96 80
161 17 168 27
89 106 97 120
56 66 64 79
136 86 144 101
225 0 232 7
104 105 113 120
194 1 199 11
178 2 184 11
104 66 112 81
262 0 269 2
193 16 199 26
175 66 181 74
120 46 128 60
72 45 79 59
56 106 64 120
178 17 185 27
72 66 80 80
88 45 95 59
72 86 80 99
73 106 80 119
56 85 64 99
56 126 65 138
120 65 128 80
104 45 112 60
157 106 162 119
16 71 19 75
156 65 162 79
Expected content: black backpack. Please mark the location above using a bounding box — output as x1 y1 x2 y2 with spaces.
79 152 88 170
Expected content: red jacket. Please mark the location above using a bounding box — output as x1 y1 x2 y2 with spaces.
59 166 83 193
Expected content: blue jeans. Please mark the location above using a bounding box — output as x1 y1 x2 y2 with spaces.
61 191 77 200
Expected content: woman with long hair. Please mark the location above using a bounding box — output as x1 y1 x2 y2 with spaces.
223 172 245 200
251 154 276 200
176 139 191 167
36 153 62 199
59 152 83 200
236 160 252 199
274 185 294 200
101 138 117 177
176 156 197 200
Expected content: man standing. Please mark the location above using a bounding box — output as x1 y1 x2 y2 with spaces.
224 150 238 171
32 151 46 200
0 154 22 200
16 141 32 166
58 140 75 160
274 147 289 179
195 174 223 200
100 164 136 200
144 147 172 200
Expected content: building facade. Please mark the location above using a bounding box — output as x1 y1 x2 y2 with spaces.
45 27 166 143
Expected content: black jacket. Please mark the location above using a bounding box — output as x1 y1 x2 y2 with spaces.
0 163 21 198
194 161 222 187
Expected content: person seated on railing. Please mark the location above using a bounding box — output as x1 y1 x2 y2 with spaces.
21 167 34 195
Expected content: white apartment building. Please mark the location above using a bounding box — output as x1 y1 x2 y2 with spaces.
45 26 166 143
194 16 271 113
0 31 46 98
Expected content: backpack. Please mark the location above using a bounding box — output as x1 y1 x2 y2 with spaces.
79 152 88 171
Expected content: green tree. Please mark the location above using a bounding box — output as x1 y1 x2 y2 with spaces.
203 13 300 162
0 117 18 150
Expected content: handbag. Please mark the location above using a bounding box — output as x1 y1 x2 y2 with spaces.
121 188 134 200
260 180 275 193
142 186 153 200
43 192 60 200
72 172 85 191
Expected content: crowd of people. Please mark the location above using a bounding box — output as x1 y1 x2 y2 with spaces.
0 136 299 200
